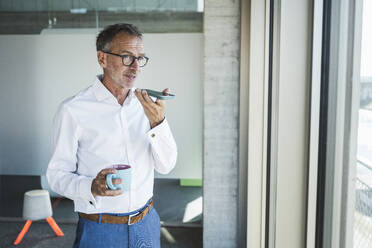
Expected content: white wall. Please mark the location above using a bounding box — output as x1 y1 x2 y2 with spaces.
0 33 202 179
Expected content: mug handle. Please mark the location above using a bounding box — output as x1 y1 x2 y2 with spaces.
106 174 122 190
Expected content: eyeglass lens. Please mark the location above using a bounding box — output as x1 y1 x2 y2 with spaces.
123 55 147 67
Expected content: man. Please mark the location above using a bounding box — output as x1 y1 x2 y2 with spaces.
46 23 177 248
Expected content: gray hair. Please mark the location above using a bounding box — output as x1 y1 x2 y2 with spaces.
96 23 142 51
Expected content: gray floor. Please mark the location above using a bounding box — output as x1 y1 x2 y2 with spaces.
0 221 202 248
0 177 202 247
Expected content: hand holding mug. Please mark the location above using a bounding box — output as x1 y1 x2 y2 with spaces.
91 168 123 197
105 164 131 191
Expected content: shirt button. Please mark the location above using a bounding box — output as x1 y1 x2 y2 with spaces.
151 133 155 138
89 201 93 205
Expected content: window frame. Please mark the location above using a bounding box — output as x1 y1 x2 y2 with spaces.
312 0 364 247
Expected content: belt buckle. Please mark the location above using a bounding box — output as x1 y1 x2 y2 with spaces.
128 212 139 225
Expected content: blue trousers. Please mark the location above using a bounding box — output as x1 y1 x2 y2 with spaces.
73 205 161 248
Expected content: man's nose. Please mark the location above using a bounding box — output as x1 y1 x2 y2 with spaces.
130 58 140 70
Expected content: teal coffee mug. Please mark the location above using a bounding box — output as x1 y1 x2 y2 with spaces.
106 164 131 192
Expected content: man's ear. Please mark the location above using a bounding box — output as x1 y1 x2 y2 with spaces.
97 50 107 68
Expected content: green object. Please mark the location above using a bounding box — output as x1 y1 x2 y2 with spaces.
180 179 202 187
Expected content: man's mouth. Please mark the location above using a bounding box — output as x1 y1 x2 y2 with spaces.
125 75 136 81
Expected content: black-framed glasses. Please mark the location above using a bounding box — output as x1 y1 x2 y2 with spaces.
102 51 149 67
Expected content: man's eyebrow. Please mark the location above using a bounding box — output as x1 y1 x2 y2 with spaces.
119 50 145 56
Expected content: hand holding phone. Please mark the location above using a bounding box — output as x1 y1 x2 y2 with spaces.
142 89 175 100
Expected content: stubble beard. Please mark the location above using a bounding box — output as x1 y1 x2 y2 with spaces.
105 70 134 90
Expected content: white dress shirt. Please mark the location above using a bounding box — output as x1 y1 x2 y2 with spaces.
46 75 177 214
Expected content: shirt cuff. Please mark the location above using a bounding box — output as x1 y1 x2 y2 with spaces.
79 177 101 209
147 118 172 140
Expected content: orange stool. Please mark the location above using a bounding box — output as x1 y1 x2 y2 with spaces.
14 190 64 245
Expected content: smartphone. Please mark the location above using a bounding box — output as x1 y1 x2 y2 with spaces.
143 89 175 100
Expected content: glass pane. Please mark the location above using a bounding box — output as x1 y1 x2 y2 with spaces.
355 0 372 247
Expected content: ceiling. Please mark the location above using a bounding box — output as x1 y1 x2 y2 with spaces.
0 0 203 12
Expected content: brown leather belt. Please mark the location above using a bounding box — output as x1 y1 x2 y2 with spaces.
78 199 153 225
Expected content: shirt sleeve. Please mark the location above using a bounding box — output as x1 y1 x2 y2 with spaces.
46 103 100 208
146 118 177 174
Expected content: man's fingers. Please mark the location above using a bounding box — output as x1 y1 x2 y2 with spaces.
134 89 146 103
155 88 169 104
155 98 165 106
142 90 156 105
162 88 170 96
92 174 123 197
135 89 151 108
112 178 122 185
98 168 117 177
105 189 123 196
136 89 160 109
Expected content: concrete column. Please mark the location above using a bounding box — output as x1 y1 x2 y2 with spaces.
203 0 241 247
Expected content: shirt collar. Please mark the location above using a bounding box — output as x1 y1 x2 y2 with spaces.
92 75 136 105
